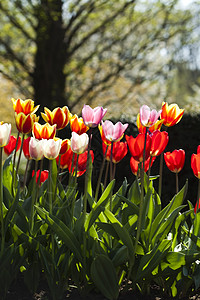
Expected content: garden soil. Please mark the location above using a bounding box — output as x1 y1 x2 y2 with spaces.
5 276 200 300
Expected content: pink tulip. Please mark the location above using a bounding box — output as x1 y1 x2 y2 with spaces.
0 123 11 147
82 104 107 127
29 137 44 160
101 120 128 142
71 132 89 154
140 105 161 127
43 139 62 160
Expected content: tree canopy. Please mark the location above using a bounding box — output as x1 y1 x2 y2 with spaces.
0 0 198 115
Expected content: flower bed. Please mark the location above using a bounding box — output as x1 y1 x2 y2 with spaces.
1 99 200 300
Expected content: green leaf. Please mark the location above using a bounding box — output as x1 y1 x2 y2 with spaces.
128 177 141 205
91 254 119 300
35 206 83 263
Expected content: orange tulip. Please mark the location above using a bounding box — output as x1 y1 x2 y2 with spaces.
136 113 164 134
15 112 39 134
60 138 71 155
41 106 70 130
69 114 89 135
161 102 184 127
125 133 151 162
102 141 128 163
32 122 57 140
150 130 169 157
164 149 185 173
11 98 39 115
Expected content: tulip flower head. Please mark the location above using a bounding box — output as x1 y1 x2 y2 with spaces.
0 123 11 147
23 137 31 160
130 156 156 176
41 106 70 130
102 120 128 142
69 114 89 135
33 122 57 140
4 135 21 156
59 138 71 155
29 137 44 160
125 133 151 162
161 102 184 127
11 98 39 115
32 170 49 186
164 149 185 173
136 113 164 134
140 105 162 127
150 130 169 157
82 105 107 127
191 150 200 179
71 131 89 154
15 112 39 134
102 141 128 163
43 139 62 160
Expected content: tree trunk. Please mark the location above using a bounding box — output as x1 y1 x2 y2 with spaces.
33 0 67 110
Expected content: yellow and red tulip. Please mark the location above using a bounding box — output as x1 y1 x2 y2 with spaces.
11 98 39 115
15 112 39 134
32 122 57 140
161 102 184 127
69 114 89 135
41 106 70 130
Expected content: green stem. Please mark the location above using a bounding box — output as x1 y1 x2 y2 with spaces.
72 154 79 217
0 147 5 255
12 132 20 196
109 141 114 182
104 160 109 188
95 144 108 202
30 160 38 235
127 129 147 281
16 133 25 178
197 179 200 211
158 152 164 198
49 160 53 214
175 172 179 194
23 159 30 194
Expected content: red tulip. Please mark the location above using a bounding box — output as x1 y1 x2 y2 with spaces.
125 133 151 162
102 141 128 163
130 156 156 176
4 135 21 156
194 198 200 214
23 137 31 160
32 170 49 185
191 152 200 179
164 149 185 173
150 130 169 157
